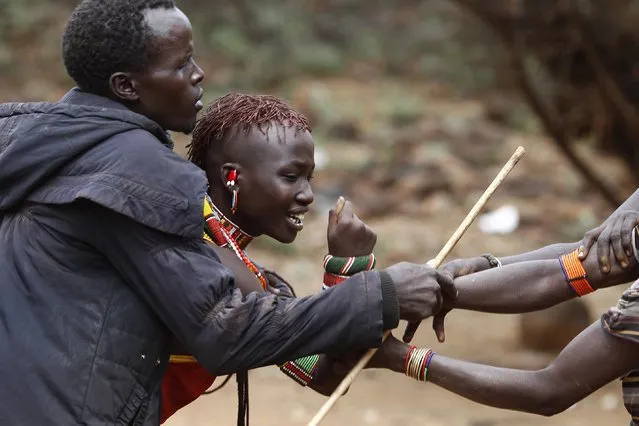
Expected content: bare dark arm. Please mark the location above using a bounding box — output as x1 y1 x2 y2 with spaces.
427 322 639 416
374 320 639 416
498 242 580 266
406 229 639 343
452 246 639 314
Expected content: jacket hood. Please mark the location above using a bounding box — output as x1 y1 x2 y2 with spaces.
0 89 172 211
0 89 207 238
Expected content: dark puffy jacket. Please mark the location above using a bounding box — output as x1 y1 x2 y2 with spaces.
0 89 397 425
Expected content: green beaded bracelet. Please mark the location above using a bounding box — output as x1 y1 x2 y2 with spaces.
323 254 376 275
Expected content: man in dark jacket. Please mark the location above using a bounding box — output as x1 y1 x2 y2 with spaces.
0 0 455 424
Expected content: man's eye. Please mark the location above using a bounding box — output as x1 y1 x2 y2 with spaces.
181 56 193 68
283 174 298 181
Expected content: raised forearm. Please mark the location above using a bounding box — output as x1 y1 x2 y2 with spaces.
453 260 574 313
499 242 580 266
454 248 639 314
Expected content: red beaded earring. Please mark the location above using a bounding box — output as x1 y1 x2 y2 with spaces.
226 169 239 214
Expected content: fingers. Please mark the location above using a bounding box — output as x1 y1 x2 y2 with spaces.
610 216 630 268
621 215 638 264
438 257 489 279
578 225 603 260
597 224 612 273
365 222 378 248
437 269 457 301
329 198 355 229
267 286 280 295
404 311 449 343
438 259 470 279
340 200 354 223
432 311 447 343
403 321 420 343
439 261 458 279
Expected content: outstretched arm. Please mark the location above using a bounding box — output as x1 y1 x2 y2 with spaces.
498 242 580 266
377 312 639 417
427 320 639 416
452 244 638 314
408 243 639 343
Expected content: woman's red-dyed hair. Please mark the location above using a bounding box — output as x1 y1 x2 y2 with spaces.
188 93 312 170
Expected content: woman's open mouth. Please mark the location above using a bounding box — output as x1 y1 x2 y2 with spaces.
286 212 305 231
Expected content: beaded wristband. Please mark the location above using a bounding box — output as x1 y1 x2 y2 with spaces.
322 271 349 290
559 249 595 296
323 254 376 275
280 260 334 385
405 347 434 382
279 354 320 387
424 350 435 381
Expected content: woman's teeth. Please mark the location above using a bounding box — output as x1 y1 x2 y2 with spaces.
288 213 305 226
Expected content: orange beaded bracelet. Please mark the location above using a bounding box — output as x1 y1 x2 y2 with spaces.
559 249 595 296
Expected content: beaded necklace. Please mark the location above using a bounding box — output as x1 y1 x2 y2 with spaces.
203 195 268 290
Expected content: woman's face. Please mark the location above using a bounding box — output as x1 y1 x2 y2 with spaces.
209 124 315 243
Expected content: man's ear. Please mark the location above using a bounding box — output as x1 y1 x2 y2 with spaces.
109 72 139 102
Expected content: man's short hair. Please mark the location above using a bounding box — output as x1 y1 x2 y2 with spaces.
62 0 176 96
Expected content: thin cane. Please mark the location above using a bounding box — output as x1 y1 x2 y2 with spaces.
307 146 526 426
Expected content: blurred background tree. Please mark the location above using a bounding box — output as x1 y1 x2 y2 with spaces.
2 0 637 206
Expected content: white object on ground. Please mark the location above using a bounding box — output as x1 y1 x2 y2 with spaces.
478 204 520 235
314 146 329 170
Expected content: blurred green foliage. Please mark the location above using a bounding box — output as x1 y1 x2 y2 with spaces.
0 0 503 94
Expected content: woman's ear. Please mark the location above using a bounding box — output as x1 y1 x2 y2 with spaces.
221 163 241 189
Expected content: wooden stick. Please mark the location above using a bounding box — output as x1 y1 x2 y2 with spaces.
334 196 346 220
307 146 526 426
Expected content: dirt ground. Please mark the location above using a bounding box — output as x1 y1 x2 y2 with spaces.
164 78 636 426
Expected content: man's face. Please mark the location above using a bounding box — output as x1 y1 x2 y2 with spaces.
131 7 204 134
